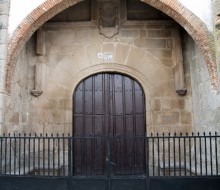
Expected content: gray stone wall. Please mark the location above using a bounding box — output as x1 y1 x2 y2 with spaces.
182 31 220 133
0 0 10 133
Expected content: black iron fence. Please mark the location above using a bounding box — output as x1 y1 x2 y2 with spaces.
0 133 219 177
149 132 219 177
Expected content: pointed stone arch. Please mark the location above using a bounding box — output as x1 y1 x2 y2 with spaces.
5 0 217 94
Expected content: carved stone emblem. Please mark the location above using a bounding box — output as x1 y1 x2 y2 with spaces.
98 1 119 38
92 0 124 38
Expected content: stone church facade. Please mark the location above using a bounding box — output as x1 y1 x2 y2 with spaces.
0 0 220 136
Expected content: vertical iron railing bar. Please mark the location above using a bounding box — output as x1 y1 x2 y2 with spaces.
136 137 139 174
62 134 65 176
189 133 192 176
47 134 50 176
194 133 197 175
183 134 187 176
157 133 160 176
0 136 2 175
90 138 93 175
139 137 144 175
43 134 45 176
119 138 122 175
38 135 41 176
28 134 31 175
23 134 26 176
93 138 95 175
152 134 155 176
94 138 97 175
52 134 55 177
129 137 132 175
173 133 176 176
209 132 213 176
184 134 186 176
85 138 88 176
199 132 202 176
168 133 171 176
68 134 72 177
18 134 21 175
179 133 181 176
79 138 83 176
27 133 31 174
215 132 218 175
14 134 16 175
146 136 149 177
4 135 7 175
9 134 11 175
102 138 105 175
57 134 60 176
33 134 36 176
204 132 208 175
162 133 165 176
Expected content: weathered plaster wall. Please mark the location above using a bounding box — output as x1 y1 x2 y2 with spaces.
4 37 35 134
0 0 10 131
182 32 220 133
3 22 193 135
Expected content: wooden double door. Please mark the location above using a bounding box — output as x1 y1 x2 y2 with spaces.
73 73 146 176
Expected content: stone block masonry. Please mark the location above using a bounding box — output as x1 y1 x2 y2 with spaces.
3 21 193 135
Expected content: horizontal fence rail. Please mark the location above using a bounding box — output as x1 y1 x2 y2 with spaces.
0 133 219 177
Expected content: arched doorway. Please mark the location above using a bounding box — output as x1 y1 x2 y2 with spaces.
73 73 146 176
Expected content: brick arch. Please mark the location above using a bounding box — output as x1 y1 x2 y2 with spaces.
6 0 217 94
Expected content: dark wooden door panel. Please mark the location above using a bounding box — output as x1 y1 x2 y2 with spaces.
73 73 146 176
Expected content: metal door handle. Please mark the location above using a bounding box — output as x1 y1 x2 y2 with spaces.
106 157 116 165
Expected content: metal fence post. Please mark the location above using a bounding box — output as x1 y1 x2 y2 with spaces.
68 134 72 177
